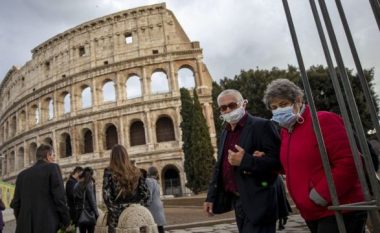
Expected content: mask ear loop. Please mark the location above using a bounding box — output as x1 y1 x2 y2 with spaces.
296 103 305 124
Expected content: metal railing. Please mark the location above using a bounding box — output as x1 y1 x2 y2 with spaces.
282 1 380 232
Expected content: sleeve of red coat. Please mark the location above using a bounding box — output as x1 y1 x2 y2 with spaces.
313 111 359 204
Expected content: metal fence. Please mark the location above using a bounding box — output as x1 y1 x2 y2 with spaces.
282 1 380 232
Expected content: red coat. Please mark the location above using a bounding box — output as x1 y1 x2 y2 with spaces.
280 105 364 221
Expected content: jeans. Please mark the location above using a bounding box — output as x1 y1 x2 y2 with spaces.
306 211 367 233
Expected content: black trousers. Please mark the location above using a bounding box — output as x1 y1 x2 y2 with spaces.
233 196 276 233
79 223 95 233
306 211 367 233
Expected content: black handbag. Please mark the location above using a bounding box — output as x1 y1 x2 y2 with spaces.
77 189 96 225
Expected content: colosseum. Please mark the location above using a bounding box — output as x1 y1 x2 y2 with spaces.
0 3 216 199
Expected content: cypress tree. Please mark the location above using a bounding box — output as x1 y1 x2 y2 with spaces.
180 88 194 189
186 89 216 194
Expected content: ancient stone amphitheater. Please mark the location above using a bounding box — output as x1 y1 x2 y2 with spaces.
0 3 216 198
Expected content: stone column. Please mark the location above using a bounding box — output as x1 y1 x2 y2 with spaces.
195 58 204 87
144 109 154 150
92 79 98 111
93 121 101 156
169 61 179 95
142 67 150 100
116 72 124 105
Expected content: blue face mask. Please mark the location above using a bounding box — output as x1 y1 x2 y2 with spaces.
271 105 298 129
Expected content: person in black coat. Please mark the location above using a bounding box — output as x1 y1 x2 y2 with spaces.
74 167 99 233
66 166 84 225
204 89 282 233
11 144 71 233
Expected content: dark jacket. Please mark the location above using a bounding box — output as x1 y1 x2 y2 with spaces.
11 160 70 233
0 198 5 230
102 168 150 230
65 176 78 224
74 181 99 224
206 114 281 224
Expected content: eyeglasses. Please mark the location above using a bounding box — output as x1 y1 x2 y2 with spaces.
219 102 239 112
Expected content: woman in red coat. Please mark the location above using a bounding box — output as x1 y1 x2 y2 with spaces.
262 79 366 233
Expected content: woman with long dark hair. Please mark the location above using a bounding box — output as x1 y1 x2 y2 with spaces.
74 167 99 233
102 144 149 233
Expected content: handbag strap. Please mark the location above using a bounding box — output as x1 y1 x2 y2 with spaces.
82 186 86 209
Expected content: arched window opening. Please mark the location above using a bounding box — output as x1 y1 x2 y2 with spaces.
29 143 37 165
60 133 72 158
9 151 15 173
10 116 17 137
151 71 169 94
178 67 196 89
19 111 26 132
83 129 94 153
156 117 175 142
81 86 92 109
126 75 142 99
130 121 146 146
17 147 24 170
102 81 116 102
48 99 54 120
63 93 71 114
44 137 53 146
162 166 182 196
105 124 118 150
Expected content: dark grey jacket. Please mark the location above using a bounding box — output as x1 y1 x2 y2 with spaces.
11 160 70 233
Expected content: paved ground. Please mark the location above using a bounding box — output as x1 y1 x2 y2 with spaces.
3 207 310 233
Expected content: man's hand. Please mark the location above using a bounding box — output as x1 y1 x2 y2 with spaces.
253 150 265 157
203 202 214 216
228 145 245 166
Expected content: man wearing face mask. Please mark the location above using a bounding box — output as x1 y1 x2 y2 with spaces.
203 89 282 233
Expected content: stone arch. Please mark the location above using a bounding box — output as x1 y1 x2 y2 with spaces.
105 123 118 150
43 137 53 146
130 120 146 146
10 115 17 137
17 147 24 170
59 133 72 158
126 74 142 99
29 142 37 165
82 128 94 154
151 69 169 94
81 85 92 109
178 66 196 89
156 116 175 142
162 165 182 196
19 111 26 132
102 80 116 102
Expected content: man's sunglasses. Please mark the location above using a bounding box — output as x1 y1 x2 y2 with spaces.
219 102 239 112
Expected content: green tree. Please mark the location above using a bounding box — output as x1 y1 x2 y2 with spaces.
212 65 378 137
180 88 194 189
185 90 216 194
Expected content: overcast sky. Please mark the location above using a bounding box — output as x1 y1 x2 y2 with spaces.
1 0 379 95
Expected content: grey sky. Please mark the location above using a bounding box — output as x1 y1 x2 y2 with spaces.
1 0 379 95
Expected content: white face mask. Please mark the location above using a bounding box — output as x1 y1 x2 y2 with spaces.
220 107 245 124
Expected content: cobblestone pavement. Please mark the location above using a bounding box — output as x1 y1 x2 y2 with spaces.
167 214 310 233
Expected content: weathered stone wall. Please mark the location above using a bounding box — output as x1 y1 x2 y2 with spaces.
0 3 215 198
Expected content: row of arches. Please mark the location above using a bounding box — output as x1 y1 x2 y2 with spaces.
0 67 195 144
1 116 176 174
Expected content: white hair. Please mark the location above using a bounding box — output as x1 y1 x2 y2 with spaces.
217 89 244 105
